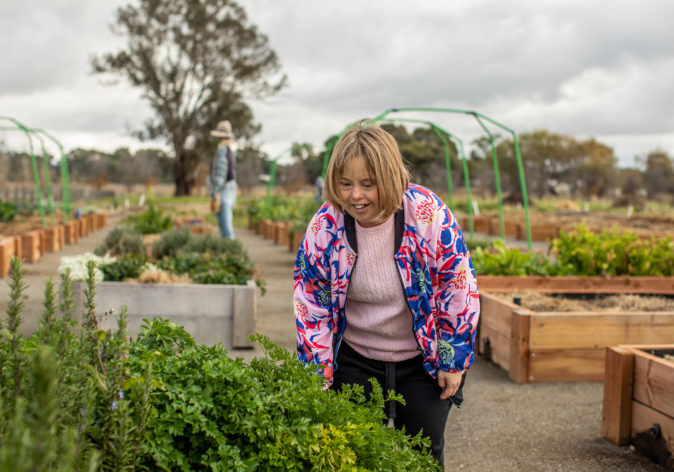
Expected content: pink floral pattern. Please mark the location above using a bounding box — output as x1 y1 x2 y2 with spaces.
310 217 323 236
415 199 436 225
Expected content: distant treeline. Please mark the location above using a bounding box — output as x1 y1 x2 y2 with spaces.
2 127 673 202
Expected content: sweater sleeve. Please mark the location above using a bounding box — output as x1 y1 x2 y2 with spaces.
434 204 480 373
212 146 228 191
293 209 336 385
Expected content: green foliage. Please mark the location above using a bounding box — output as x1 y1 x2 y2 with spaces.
150 227 192 259
127 204 172 235
152 227 247 260
148 228 262 290
1 259 440 471
157 252 256 289
99 254 149 282
551 223 674 276
94 226 146 257
0 258 150 471
126 325 439 471
0 199 17 222
472 224 674 276
471 239 566 276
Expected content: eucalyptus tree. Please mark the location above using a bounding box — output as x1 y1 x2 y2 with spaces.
92 0 286 195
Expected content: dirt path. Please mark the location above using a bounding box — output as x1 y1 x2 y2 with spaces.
1 220 664 471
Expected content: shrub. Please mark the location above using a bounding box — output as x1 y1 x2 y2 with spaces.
94 226 145 257
1 258 440 471
0 259 151 471
128 203 172 235
99 254 150 281
0 199 17 222
151 227 192 259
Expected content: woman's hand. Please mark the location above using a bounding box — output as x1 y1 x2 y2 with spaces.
438 370 463 400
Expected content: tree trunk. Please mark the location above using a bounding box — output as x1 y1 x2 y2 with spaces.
173 151 192 196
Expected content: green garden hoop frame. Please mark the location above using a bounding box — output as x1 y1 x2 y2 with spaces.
264 145 303 220
321 107 532 249
1 116 47 228
0 116 73 226
376 117 476 239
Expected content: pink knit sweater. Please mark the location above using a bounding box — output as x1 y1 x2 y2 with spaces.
342 214 420 362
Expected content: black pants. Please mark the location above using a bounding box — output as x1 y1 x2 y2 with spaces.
332 342 465 470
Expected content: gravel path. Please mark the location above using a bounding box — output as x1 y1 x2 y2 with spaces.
2 218 665 471
234 225 665 472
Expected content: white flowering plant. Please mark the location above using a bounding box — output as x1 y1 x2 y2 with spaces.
58 252 117 282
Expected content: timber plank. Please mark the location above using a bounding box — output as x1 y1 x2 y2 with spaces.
633 354 674 419
479 293 517 337
508 310 530 384
477 275 674 294
528 348 605 382
478 324 510 371
529 312 674 350
602 347 635 446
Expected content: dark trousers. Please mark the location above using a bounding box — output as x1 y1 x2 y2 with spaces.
332 342 465 470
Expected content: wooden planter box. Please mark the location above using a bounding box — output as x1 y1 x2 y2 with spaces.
289 230 304 253
472 215 489 233
71 280 258 349
64 221 78 244
478 292 674 383
275 222 290 247
21 230 41 263
518 222 560 242
602 345 674 468
44 227 62 252
265 221 278 241
0 238 14 278
488 217 519 238
478 275 674 295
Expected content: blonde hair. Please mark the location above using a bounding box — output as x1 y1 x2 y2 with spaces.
323 120 410 217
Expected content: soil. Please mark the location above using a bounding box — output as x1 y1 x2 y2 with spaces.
494 291 674 312
0 206 666 471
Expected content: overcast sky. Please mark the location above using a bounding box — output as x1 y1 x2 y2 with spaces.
1 0 673 169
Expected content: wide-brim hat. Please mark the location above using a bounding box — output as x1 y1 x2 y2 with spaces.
210 120 235 139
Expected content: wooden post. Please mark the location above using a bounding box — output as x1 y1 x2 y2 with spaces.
601 346 635 445
509 309 531 383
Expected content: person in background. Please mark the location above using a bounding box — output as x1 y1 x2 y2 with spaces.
314 175 324 202
209 120 237 239
293 120 480 470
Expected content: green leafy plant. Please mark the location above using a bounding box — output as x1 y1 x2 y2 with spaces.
1 258 441 471
128 203 172 235
99 254 150 281
126 325 440 471
0 258 151 471
0 199 17 222
551 223 674 276
471 239 569 276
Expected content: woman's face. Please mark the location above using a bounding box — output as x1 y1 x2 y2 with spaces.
339 155 382 228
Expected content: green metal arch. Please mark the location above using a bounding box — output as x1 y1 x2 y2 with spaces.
0 116 47 228
375 117 477 239
33 128 73 223
375 107 532 249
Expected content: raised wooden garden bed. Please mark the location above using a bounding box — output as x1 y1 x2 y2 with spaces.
602 345 674 468
71 280 258 349
478 292 674 383
478 275 674 295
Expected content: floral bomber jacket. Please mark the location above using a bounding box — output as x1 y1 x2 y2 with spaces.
293 183 480 385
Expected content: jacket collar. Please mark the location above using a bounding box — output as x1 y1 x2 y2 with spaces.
344 204 405 254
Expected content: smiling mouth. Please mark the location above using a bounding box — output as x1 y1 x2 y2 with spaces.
353 204 368 209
